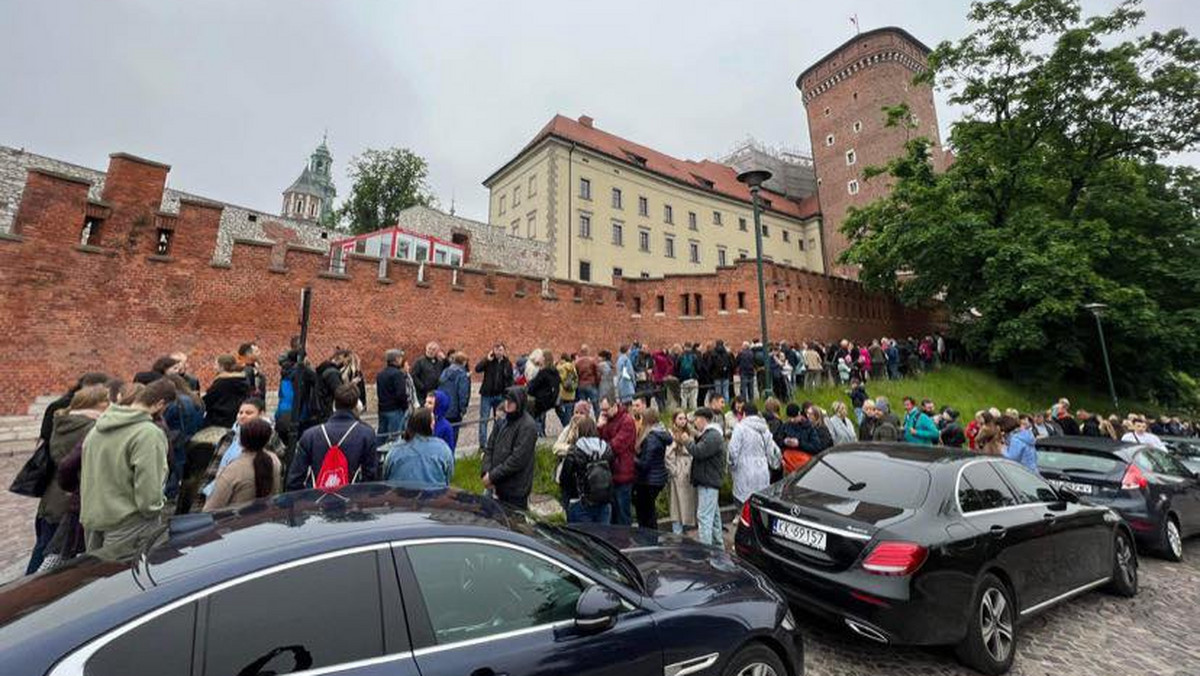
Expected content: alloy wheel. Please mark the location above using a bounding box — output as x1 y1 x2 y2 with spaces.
736 663 778 676
979 587 1013 664
1167 520 1183 559
1116 534 1136 586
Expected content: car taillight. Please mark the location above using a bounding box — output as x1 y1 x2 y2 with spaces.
862 541 928 576
1121 464 1148 491
739 501 753 528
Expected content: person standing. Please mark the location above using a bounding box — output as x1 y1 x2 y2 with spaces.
80 379 177 552
574 345 599 414
633 408 670 529
1122 415 1167 450
689 408 727 547
736 342 756 402
803 343 823 390
287 384 378 490
203 355 250 429
203 419 282 511
559 418 614 524
616 345 636 405
665 410 697 534
727 403 777 521
382 408 455 489
556 353 579 427
939 409 967 448
598 396 637 525
475 344 514 451
376 349 411 445
482 387 539 509
526 351 561 435
596 350 616 409
237 342 267 400
437 352 471 449
1001 415 1040 473
827 401 858 446
676 343 699 411
848 378 869 425
777 403 820 473
309 350 350 426
410 341 446 402
162 374 206 501
906 399 940 445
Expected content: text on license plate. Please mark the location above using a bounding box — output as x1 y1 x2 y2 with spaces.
771 519 828 551
1048 479 1094 495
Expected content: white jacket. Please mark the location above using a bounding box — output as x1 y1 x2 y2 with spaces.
728 415 779 502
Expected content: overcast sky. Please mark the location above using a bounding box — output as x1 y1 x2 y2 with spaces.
1 0 1195 223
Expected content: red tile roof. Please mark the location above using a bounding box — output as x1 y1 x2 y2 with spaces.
486 114 820 221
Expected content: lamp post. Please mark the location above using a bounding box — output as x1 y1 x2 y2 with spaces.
737 168 774 399
1083 303 1119 411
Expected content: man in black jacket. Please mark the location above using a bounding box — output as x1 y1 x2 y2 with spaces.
410 341 447 402
311 350 350 425
376 349 410 445
287 384 378 490
475 343 514 450
689 407 727 547
482 387 539 509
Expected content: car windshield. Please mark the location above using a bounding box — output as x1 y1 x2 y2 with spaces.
788 453 930 508
514 516 643 592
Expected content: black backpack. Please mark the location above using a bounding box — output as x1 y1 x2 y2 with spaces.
573 443 614 507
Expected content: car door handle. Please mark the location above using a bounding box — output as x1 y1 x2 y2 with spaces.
1042 513 1057 521
471 669 508 676
989 525 1006 538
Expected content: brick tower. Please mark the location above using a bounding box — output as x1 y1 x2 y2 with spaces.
797 27 944 278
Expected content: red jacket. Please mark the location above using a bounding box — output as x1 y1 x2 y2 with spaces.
651 351 673 383
600 406 637 485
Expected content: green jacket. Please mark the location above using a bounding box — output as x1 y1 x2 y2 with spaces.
908 412 940 446
37 413 97 522
80 406 168 532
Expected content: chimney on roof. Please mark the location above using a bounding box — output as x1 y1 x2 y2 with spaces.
578 115 594 128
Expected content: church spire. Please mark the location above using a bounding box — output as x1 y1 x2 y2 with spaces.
282 133 338 225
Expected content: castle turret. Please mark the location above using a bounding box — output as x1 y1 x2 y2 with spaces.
282 134 337 225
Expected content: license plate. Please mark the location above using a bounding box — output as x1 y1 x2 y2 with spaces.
771 518 828 551
1048 479 1094 495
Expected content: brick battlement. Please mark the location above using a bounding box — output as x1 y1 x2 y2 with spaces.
0 151 939 414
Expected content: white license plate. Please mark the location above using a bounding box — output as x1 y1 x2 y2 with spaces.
771 519 828 551
1048 479 1094 495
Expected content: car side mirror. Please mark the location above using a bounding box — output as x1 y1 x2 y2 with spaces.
574 585 622 633
1056 486 1080 505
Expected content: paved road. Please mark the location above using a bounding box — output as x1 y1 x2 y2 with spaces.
1 453 1197 674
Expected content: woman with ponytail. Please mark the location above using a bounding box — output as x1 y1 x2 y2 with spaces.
203 418 281 511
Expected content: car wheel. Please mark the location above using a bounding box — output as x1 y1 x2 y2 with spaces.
1160 516 1184 562
1106 530 1138 597
721 643 786 676
955 573 1016 676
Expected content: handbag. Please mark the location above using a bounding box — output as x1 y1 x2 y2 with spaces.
10 438 55 498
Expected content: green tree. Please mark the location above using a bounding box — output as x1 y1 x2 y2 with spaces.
842 0 1200 404
338 147 438 234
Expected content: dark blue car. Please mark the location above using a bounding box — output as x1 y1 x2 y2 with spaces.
0 484 803 676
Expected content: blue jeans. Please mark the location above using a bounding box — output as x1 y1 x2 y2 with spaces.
611 483 633 526
377 409 406 446
557 401 575 428
26 517 57 575
577 386 598 413
696 486 723 546
739 375 755 402
567 500 612 524
714 378 730 402
855 408 864 426
478 394 504 449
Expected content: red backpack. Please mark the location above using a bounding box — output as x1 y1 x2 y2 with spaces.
313 422 361 491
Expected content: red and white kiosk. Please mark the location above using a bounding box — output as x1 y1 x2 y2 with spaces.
329 225 466 271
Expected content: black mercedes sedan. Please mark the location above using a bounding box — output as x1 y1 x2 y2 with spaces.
1035 436 1200 562
734 444 1137 675
0 485 802 676
1162 436 1200 475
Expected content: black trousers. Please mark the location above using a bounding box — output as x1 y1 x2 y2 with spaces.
633 484 663 529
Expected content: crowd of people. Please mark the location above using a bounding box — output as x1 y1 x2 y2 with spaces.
17 332 1198 576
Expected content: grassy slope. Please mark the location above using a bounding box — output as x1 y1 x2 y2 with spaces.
450 366 1146 512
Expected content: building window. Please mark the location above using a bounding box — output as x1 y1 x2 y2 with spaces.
527 213 536 239
782 230 790 243
825 134 835 146
499 195 506 215
633 296 642 313
611 187 623 209
688 211 697 230
816 178 822 187
641 271 651 279
155 228 173 256
656 295 665 313
738 249 749 259
613 266 623 279
719 292 728 311
80 216 102 246
798 238 806 251
738 217 748 232
579 177 591 200
639 229 651 252
693 293 702 316
513 186 521 207
664 235 675 258
511 219 520 235
824 106 831 116
663 204 673 224
762 223 770 237
612 222 624 246
848 179 860 195
579 260 591 282
638 195 648 216
528 174 537 196
718 246 727 267
579 213 592 239
737 291 746 309
846 149 856 165
712 211 722 226
681 294 691 316
853 120 862 133
688 240 700 264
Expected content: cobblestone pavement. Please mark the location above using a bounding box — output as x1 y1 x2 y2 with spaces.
1 450 1197 675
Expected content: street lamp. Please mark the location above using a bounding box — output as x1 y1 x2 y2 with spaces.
737 168 773 399
1083 303 1119 411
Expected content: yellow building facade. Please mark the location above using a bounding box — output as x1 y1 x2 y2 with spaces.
484 115 824 285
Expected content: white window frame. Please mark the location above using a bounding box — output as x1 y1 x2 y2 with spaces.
825 134 835 146
579 213 592 239
848 179 860 195
846 149 856 166
853 120 863 133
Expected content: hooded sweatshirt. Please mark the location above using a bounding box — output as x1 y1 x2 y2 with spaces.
1005 428 1040 473
482 387 539 505
728 415 777 502
80 406 168 532
38 412 98 523
432 390 456 450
